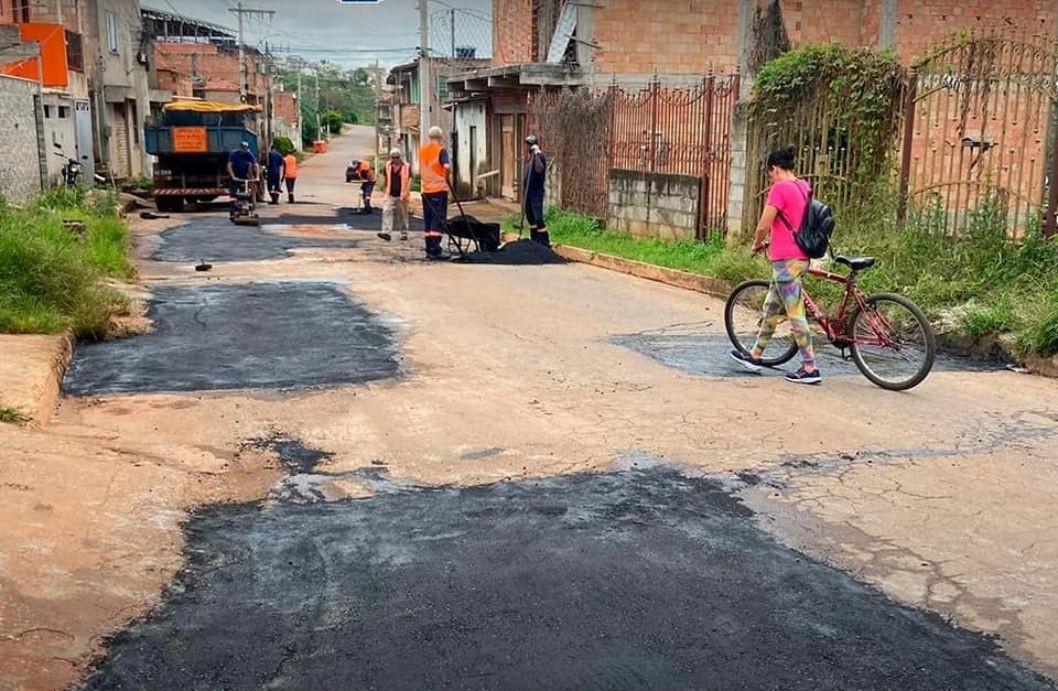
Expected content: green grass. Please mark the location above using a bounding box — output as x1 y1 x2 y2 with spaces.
0 188 133 339
503 207 768 282
0 404 30 424
510 202 1058 359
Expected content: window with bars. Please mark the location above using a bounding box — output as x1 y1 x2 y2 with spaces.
66 31 85 72
14 0 31 23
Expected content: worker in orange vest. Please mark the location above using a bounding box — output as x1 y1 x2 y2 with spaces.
282 150 298 203
377 148 412 242
418 126 452 259
355 160 378 215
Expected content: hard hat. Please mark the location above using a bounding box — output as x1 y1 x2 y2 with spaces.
525 134 539 146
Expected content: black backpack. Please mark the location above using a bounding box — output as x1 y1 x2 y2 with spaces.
777 185 835 259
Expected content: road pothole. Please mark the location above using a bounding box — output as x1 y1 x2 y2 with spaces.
63 282 399 395
152 221 360 262
82 463 1052 690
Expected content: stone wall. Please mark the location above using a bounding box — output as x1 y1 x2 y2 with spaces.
0 76 43 206
607 169 700 241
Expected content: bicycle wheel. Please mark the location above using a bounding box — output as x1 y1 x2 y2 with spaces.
849 293 936 391
724 279 799 367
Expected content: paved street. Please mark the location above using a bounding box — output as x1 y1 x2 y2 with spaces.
2 127 1057 690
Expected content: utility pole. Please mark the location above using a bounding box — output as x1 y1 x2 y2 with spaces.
419 0 431 141
296 69 303 149
314 66 322 141
229 2 275 105
374 58 382 169
450 9 455 58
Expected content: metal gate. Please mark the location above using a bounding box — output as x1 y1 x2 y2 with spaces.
898 31 1058 238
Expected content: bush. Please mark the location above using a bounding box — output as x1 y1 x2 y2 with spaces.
0 190 132 338
273 136 296 155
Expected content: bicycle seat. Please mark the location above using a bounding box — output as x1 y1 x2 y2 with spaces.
835 255 876 271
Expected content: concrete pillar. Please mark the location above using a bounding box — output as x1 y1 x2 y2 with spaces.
725 0 757 238
879 0 897 50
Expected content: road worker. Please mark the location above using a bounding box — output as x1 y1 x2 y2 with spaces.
524 134 549 246
226 141 258 220
418 125 452 259
282 150 298 203
377 148 412 242
266 142 285 205
353 160 378 215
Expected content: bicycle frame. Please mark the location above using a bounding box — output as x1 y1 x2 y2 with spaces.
801 268 897 349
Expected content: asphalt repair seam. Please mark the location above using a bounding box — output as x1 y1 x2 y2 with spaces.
63 282 400 395
82 450 1056 691
613 322 1007 380
151 221 361 263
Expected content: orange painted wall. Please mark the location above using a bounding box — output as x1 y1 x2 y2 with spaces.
1 23 68 87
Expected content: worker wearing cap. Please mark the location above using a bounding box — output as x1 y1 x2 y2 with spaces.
227 141 258 219
524 134 549 247
266 142 284 205
377 148 411 242
419 126 452 259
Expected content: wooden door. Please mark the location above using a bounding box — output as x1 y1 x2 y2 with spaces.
501 114 514 199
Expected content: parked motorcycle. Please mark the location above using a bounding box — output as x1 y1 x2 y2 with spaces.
52 143 92 187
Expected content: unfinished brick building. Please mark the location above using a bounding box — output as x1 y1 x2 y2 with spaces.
452 0 1058 238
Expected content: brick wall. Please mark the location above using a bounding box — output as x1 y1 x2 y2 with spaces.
492 0 532 66
591 0 742 77
0 76 42 204
608 169 701 240
23 0 80 32
889 0 1058 60
780 0 864 46
155 43 265 100
274 91 297 125
155 69 192 98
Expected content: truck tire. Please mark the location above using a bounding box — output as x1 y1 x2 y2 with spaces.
156 196 185 213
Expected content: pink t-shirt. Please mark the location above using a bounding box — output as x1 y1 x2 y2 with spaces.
767 179 811 261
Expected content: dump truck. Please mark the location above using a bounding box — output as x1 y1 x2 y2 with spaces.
145 101 263 213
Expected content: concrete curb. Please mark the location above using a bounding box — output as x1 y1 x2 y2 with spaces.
501 231 733 298
0 333 73 426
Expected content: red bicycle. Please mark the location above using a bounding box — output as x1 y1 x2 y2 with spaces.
724 255 937 391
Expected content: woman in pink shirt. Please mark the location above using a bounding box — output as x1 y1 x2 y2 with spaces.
730 146 820 384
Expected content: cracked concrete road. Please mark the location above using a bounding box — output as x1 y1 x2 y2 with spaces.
1 126 1057 690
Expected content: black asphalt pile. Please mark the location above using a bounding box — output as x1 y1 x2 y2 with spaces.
613 330 998 379
83 465 1052 690
63 283 399 395
152 222 359 262
465 238 567 265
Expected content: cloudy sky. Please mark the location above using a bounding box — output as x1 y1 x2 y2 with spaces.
144 0 492 68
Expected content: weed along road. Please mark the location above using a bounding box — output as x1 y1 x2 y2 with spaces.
2 126 1058 690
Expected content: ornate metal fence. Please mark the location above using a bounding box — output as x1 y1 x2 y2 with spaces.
898 31 1058 238
529 74 740 238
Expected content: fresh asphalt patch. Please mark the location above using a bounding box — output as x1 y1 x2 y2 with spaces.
151 220 360 262
63 283 399 395
614 327 1005 380
83 459 1054 691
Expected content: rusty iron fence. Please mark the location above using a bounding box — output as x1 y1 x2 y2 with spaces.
744 29 1058 240
898 31 1058 238
528 89 614 218
610 75 740 237
528 73 740 238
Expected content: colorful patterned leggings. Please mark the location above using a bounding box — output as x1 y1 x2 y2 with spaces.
752 259 816 370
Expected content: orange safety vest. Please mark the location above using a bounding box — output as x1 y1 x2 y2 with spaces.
358 161 377 183
384 160 411 199
419 141 449 194
283 154 297 179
